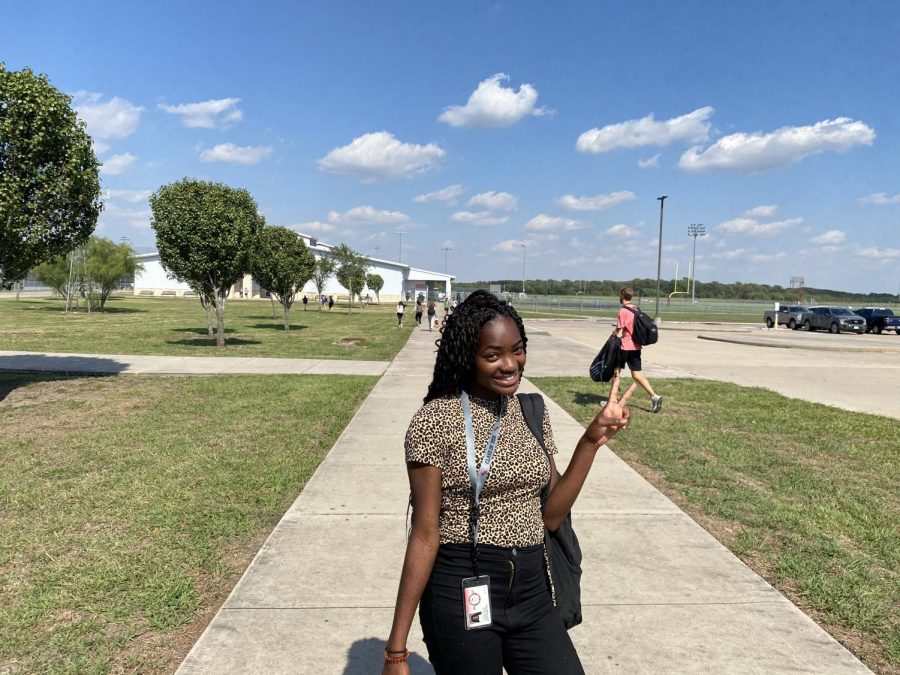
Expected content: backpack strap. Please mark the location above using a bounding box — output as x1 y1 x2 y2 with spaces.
517 393 556 501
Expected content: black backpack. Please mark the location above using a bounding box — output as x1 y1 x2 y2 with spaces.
624 305 658 346
517 393 583 630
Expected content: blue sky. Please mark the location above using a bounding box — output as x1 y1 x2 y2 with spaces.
4 1 899 292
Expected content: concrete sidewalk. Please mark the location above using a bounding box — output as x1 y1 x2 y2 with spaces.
176 327 870 674
0 350 389 376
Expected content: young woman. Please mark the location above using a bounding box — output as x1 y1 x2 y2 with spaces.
382 290 631 674
426 300 436 332
396 300 406 328
415 299 424 326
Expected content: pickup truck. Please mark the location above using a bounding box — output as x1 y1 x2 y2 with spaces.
804 307 866 334
855 307 900 335
763 305 811 329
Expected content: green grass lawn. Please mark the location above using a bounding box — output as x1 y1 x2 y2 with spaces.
532 376 899 674
0 372 377 674
0 296 412 360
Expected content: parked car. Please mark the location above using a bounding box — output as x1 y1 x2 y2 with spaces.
855 307 900 335
804 307 866 333
763 305 811 329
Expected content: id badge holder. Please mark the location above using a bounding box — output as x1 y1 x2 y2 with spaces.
462 575 492 630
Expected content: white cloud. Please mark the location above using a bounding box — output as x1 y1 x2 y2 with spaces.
744 204 778 218
711 248 748 260
603 223 639 238
439 73 550 128
811 230 846 245
327 205 410 225
558 190 636 212
679 117 875 172
492 239 531 253
414 184 464 203
318 131 444 181
856 246 900 259
524 214 586 232
440 239 454 249
577 106 713 154
72 92 143 140
293 221 337 233
99 202 151 229
104 189 152 203
199 143 272 164
749 252 787 264
100 153 137 175
718 216 802 235
451 211 509 225
638 154 661 169
159 97 242 129
858 192 900 205
468 191 518 212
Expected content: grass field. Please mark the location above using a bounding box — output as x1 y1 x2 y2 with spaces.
0 296 412 360
0 372 377 674
532 376 899 674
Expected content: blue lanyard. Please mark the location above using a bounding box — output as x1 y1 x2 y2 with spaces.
461 391 505 553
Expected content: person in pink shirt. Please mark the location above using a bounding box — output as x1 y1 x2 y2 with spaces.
612 287 662 413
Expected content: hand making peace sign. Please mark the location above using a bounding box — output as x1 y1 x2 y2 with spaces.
584 371 634 446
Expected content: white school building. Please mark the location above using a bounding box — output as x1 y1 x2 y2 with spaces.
133 232 454 303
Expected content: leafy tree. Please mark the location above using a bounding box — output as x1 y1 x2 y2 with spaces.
249 226 316 330
85 237 143 310
366 273 384 303
0 64 101 287
311 256 336 310
33 255 70 298
150 178 263 347
333 244 369 313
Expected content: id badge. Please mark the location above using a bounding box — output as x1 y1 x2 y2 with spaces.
462 575 492 630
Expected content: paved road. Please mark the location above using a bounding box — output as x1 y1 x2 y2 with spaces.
523 320 900 420
176 326 871 674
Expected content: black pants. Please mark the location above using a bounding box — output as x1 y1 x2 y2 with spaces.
420 544 583 675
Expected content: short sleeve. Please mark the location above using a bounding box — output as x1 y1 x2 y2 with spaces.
541 405 558 456
616 307 627 330
404 404 445 469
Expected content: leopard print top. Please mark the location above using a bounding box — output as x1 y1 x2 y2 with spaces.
405 393 557 547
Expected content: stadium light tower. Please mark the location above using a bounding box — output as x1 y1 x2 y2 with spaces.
654 196 668 321
688 223 705 304
520 243 527 293
395 231 406 263
441 246 452 274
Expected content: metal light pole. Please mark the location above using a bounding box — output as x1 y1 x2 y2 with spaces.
520 243 527 293
395 231 406 263
441 246 452 274
687 223 705 304
654 196 668 321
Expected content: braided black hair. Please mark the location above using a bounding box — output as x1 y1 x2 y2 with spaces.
424 290 527 403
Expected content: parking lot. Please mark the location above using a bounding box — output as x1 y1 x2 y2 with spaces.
523 319 900 420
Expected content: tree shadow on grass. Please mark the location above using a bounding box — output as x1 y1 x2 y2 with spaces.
0 357 127 402
165 337 262 347
247 323 309 331
343 637 431 674
26 305 148 314
170 327 238 335
574 390 609 407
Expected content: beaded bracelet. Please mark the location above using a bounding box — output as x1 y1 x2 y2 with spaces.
383 648 409 664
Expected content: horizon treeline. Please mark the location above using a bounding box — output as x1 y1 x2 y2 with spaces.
453 278 899 304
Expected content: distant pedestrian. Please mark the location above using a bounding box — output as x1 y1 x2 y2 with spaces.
415 299 423 326
427 300 436 332
613 286 662 412
328 295 334 312
451 298 458 314
443 298 450 316
320 294 327 309
396 301 406 328
302 295 308 310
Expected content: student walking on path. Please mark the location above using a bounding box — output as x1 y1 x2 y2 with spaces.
382 291 631 674
415 299 424 326
396 301 406 328
427 300 436 332
613 286 662 412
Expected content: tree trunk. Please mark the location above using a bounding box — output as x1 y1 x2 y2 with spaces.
283 301 290 331
215 290 226 347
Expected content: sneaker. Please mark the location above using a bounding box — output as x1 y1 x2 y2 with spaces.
651 395 663 413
